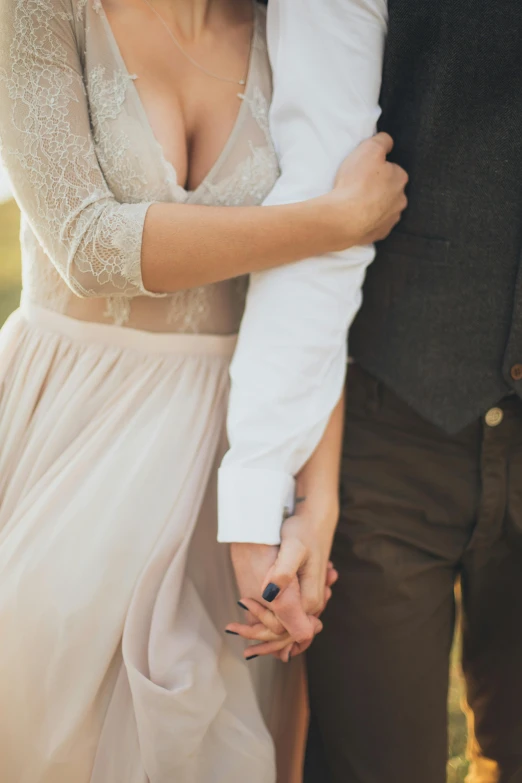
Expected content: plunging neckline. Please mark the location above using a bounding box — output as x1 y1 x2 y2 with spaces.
98 0 260 200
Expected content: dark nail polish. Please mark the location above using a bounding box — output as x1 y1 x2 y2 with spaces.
237 601 249 611
225 630 239 636
262 583 280 603
246 654 259 661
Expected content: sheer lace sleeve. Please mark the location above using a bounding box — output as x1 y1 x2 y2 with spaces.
0 0 153 298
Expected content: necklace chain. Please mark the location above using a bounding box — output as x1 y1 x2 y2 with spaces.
139 0 255 87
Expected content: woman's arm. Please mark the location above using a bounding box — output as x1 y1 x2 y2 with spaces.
227 393 345 658
293 392 344 552
141 197 349 293
142 133 405 292
262 390 344 615
0 1 405 300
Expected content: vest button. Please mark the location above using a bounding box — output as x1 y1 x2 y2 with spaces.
485 407 504 427
511 364 522 381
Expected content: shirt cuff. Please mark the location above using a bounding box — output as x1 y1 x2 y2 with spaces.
217 467 296 545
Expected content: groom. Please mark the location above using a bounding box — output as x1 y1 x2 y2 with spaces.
219 1 522 781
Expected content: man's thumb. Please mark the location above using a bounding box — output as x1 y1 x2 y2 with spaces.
261 538 307 603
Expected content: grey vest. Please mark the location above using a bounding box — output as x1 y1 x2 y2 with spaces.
349 0 522 433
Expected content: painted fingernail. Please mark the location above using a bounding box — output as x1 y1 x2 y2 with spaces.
237 601 249 611
262 583 280 603
246 654 259 661
225 630 239 636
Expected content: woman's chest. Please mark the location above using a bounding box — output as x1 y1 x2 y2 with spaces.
101 3 252 192
82 1 279 207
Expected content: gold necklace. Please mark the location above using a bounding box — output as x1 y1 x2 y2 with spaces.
140 0 255 86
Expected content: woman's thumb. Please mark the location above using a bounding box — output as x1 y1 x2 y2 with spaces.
261 537 307 603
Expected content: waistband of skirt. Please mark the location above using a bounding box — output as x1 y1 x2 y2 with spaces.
19 299 238 358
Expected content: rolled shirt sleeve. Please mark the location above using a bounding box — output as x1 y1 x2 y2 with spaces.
218 0 388 544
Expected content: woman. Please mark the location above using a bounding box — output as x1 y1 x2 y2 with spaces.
0 0 407 781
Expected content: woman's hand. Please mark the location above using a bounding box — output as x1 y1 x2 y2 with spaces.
261 500 339 617
226 563 339 662
256 392 344 623
325 132 409 251
228 394 345 661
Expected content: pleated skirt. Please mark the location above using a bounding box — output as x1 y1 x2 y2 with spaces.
0 303 305 783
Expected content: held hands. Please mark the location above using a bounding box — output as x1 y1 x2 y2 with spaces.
228 504 339 662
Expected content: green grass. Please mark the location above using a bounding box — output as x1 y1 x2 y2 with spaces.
448 637 469 783
0 199 469 780
0 199 22 324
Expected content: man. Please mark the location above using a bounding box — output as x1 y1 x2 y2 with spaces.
219 1 522 781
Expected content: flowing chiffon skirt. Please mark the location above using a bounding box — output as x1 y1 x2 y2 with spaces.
0 303 305 783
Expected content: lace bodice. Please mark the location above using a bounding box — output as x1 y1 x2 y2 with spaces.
0 0 279 333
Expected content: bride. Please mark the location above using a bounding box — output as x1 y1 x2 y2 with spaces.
0 0 407 781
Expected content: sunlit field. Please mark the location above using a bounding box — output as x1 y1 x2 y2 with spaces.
0 199 22 323
0 198 468 781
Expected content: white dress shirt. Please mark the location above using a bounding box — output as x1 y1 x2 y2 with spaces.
218 0 389 544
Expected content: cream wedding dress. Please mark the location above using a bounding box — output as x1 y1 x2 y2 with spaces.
0 2 304 781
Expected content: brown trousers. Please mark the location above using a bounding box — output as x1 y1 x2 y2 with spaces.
305 364 522 783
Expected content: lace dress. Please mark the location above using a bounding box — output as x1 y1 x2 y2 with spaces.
0 2 303 782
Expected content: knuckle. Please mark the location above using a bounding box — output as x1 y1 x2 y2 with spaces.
304 592 323 615
296 630 314 645
273 571 290 587
364 138 380 157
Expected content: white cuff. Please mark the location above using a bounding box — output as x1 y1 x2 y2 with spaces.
217 467 296 545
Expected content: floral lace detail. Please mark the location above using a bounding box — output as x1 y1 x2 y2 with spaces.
76 0 88 21
197 87 278 209
165 66 278 333
242 86 273 147
88 66 151 202
104 296 131 326
0 0 150 299
166 287 212 332
0 0 279 334
20 221 71 313
197 145 278 208
76 0 102 23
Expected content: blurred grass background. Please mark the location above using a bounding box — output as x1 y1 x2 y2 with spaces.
0 197 469 781
448 636 469 783
0 199 22 322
